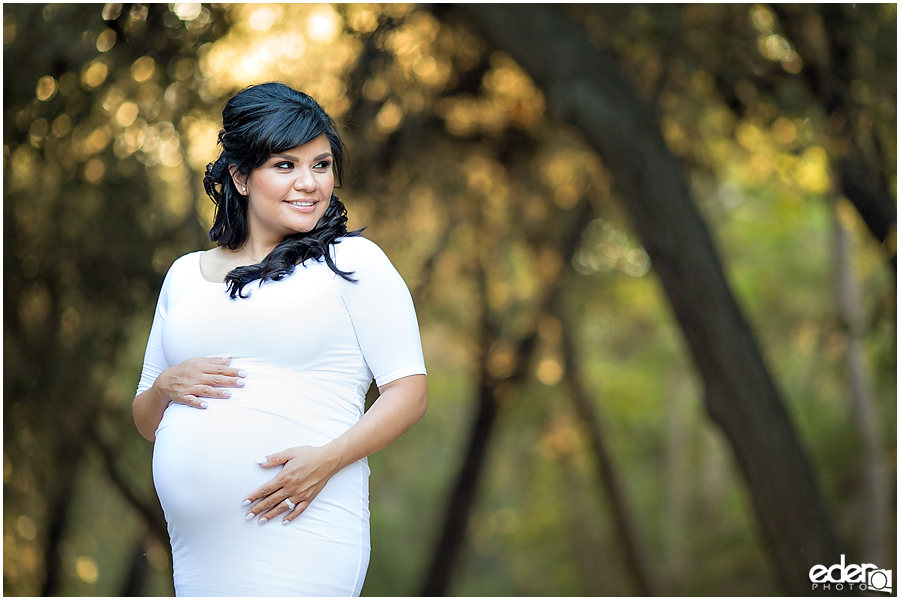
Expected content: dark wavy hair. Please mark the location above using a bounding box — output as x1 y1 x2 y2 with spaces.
203 82 362 299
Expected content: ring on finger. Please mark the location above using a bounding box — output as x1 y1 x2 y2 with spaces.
284 498 296 511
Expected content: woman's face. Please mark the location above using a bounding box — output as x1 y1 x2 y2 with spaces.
233 134 335 246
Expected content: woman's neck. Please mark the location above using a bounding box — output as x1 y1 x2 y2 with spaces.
241 236 278 263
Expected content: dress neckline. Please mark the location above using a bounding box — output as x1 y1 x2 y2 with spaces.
196 251 229 285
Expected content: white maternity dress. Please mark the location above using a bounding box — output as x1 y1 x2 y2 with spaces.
136 236 426 597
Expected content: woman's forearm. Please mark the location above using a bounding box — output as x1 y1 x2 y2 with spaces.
133 383 169 442
326 374 427 470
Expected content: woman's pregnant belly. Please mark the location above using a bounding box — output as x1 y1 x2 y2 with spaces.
150 365 372 595
152 367 367 531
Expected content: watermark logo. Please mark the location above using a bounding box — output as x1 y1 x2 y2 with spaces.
809 555 892 593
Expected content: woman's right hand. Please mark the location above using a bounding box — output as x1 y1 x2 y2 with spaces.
154 356 246 409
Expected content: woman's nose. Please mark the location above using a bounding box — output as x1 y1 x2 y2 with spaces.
293 169 317 192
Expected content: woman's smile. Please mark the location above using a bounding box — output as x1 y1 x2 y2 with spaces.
286 199 319 212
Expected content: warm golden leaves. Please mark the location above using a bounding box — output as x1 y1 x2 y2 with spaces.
101 3 122 21
182 116 220 171
3 13 16 47
9 146 39 191
95 28 116 52
439 95 480 137
534 137 607 212
346 5 378 34
376 101 405 135
794 146 830 194
575 218 651 277
113 120 147 159
385 10 453 93
75 556 99 584
28 119 48 146
749 4 775 33
115 102 139 127
249 6 277 31
172 3 202 21
736 122 765 151
535 316 565 387
84 157 105 183
536 357 564 386
80 59 109 89
771 117 797 146
757 34 789 62
130 56 156 83
662 116 689 156
487 340 517 379
781 52 803 74
307 4 342 41
463 153 508 204
82 127 111 157
437 50 544 138
196 4 358 116
539 417 582 458
35 76 57 101
15 516 36 541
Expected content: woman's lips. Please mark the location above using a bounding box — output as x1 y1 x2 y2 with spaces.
286 200 317 213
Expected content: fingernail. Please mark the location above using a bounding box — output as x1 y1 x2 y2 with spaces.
282 519 290 526
236 380 246 387
238 370 247 378
223 390 232 398
242 499 251 507
245 513 255 521
200 401 208 409
257 456 267 465
259 518 267 525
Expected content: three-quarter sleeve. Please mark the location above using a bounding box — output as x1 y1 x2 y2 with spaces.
336 237 427 387
135 267 174 396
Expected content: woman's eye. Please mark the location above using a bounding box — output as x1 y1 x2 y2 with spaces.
314 161 332 170
275 161 294 169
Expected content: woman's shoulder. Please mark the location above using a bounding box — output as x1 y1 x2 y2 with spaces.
332 235 388 263
168 250 203 273
159 250 203 287
331 235 398 277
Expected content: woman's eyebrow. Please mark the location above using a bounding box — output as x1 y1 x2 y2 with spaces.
271 152 333 161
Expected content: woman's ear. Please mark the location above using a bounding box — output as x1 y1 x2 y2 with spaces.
229 165 248 195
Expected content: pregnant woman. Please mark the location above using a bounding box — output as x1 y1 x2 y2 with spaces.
132 82 427 596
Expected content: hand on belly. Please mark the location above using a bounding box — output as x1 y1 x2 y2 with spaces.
242 443 344 526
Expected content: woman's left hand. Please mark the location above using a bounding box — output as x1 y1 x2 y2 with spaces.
242 442 346 526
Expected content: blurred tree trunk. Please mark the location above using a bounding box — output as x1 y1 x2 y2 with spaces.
118 535 151 597
88 427 169 545
556 306 656 596
39 437 83 597
832 197 888 566
456 4 844 595
419 250 533 597
773 4 897 272
420 200 591 596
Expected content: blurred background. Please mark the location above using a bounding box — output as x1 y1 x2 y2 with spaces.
3 3 896 596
